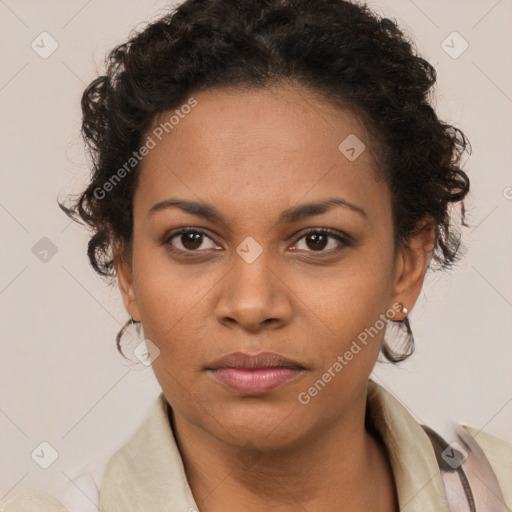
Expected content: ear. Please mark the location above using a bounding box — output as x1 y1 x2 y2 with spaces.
115 250 141 322
391 218 435 317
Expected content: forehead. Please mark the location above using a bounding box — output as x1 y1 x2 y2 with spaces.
135 85 390 224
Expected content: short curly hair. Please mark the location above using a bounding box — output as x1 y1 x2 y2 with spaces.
60 0 470 362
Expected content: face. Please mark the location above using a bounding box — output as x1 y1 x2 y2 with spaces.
117 84 431 450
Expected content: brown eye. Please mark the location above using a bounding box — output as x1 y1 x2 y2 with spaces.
180 232 203 250
304 232 329 251
292 229 349 254
167 229 219 252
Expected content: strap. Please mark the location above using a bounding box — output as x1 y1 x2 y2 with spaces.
422 422 507 512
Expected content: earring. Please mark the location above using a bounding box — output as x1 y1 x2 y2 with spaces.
116 316 142 359
382 302 414 362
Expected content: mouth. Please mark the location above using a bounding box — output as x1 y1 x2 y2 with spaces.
206 351 306 395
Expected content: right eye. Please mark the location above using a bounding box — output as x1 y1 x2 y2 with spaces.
164 228 222 252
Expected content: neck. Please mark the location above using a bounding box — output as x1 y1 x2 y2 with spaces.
169 387 398 512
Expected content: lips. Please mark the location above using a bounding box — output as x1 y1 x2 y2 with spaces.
207 352 305 395
208 351 304 370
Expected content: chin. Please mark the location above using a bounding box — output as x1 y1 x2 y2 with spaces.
201 396 309 451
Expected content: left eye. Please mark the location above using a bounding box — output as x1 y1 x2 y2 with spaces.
292 229 348 253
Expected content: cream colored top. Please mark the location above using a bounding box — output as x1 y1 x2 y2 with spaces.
2 379 511 511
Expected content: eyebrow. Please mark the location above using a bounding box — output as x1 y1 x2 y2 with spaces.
147 197 367 223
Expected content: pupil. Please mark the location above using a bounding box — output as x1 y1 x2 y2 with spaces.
182 232 202 250
306 233 327 251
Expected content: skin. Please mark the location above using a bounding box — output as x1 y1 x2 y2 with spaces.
116 83 434 511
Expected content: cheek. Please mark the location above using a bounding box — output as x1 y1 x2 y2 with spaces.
130 238 201 349
131 224 201 316
295 248 396 403
132 252 213 410
304 251 394 343
292 263 393 415
297 279 387 391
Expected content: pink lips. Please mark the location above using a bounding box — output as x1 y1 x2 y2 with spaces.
207 351 305 395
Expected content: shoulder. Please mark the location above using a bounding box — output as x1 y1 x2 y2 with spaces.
1 457 107 512
0 489 69 512
0 396 165 512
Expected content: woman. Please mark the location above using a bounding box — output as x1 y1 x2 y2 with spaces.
3 0 510 510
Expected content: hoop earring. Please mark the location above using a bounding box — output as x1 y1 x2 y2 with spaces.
116 316 142 359
382 302 415 363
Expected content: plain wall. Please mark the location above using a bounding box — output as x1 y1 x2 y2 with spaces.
1 0 511 500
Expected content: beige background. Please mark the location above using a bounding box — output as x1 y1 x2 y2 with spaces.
1 0 511 501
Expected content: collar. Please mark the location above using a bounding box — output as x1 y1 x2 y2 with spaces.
99 379 449 511
366 379 449 511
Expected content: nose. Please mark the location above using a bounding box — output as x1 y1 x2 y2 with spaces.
215 249 293 333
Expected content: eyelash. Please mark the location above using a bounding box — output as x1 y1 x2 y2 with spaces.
162 227 351 257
